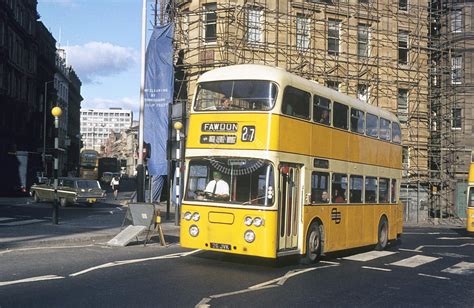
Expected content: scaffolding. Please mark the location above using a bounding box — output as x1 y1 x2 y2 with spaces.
160 0 472 223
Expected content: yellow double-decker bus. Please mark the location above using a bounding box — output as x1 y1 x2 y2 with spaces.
180 64 403 263
467 161 474 233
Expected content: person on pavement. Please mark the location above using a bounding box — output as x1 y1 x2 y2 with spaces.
110 176 120 200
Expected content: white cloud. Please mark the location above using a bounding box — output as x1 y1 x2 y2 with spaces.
65 42 138 84
82 97 139 120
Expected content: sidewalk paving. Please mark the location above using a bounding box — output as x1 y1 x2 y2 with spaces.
0 197 180 250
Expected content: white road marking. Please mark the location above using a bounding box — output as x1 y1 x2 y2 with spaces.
437 237 473 240
0 219 44 226
362 266 392 272
0 275 64 287
195 262 340 307
389 255 440 268
442 262 474 275
418 273 450 280
0 217 13 222
414 243 474 252
0 244 99 255
404 232 442 235
343 251 396 262
398 248 420 253
70 250 201 277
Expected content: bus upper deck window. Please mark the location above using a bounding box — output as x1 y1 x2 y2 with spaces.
380 118 391 141
313 96 331 125
282 86 311 119
350 108 365 134
392 122 401 144
366 113 379 138
195 80 277 111
333 102 348 130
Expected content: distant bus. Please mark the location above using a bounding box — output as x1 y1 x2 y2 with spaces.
467 159 474 233
98 157 119 181
79 149 99 180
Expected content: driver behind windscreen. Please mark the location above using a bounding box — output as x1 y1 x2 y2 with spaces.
204 171 229 201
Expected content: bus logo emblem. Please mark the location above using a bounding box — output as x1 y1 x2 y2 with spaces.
331 208 342 224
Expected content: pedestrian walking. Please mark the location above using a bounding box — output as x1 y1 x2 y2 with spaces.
111 176 120 200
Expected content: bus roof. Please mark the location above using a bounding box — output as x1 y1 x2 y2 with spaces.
198 64 399 124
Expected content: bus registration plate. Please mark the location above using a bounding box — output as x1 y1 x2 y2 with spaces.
210 242 231 250
87 198 96 203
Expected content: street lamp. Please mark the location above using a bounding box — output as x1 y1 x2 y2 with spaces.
43 80 55 174
173 121 183 226
51 106 62 225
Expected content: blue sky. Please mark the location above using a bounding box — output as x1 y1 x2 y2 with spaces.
38 0 154 120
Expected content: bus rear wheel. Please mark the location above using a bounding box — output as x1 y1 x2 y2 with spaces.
301 221 322 264
375 216 388 251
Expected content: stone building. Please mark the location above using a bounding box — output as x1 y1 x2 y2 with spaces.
173 0 430 221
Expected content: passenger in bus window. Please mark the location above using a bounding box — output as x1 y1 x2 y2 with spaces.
319 110 330 125
204 171 230 201
218 98 232 110
321 191 329 203
333 188 345 203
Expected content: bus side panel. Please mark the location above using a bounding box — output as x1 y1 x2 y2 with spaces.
362 204 375 246
467 207 474 232
279 117 311 156
180 204 279 258
346 205 363 248
302 205 331 253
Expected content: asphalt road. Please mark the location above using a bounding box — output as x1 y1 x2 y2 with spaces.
0 227 472 307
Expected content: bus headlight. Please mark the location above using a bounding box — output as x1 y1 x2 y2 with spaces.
184 212 192 221
244 230 255 243
244 216 253 226
253 217 264 227
192 212 200 221
189 225 199 237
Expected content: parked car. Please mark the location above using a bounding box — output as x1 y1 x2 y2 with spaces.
30 177 106 207
101 172 114 183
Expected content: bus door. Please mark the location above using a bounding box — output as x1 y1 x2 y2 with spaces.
278 164 302 251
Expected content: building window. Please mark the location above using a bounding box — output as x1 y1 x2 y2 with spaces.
451 9 462 33
296 14 310 52
357 24 369 57
328 19 340 55
397 89 408 123
246 7 263 44
326 80 339 91
203 3 217 43
398 31 409 65
402 146 409 169
357 84 368 103
451 55 462 85
452 108 462 129
399 0 408 11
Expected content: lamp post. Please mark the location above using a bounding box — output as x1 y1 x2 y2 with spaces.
43 80 54 174
174 121 183 226
51 106 62 225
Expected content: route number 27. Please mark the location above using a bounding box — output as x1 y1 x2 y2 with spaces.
241 126 256 142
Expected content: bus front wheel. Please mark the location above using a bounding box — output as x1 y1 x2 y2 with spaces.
375 216 388 251
302 221 322 264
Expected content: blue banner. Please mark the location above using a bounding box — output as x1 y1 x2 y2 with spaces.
144 23 174 176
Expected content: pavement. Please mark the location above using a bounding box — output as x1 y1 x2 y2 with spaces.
0 194 467 251
0 194 181 250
